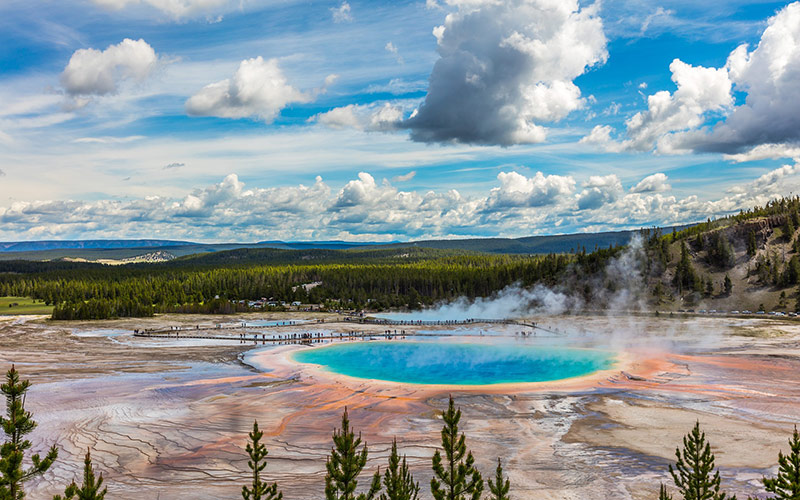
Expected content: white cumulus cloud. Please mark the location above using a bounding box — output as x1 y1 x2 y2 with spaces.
1 165 800 241
486 171 576 208
313 103 403 132
589 2 800 160
622 59 732 153
404 0 607 146
61 38 158 96
577 174 623 210
694 2 800 155
723 143 800 163
630 173 670 193
186 57 324 122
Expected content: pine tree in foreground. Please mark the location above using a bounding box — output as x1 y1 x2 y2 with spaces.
0 365 58 500
379 438 419 500
669 421 735 500
486 459 510 500
431 396 483 500
53 449 107 500
242 420 282 500
758 426 800 499
325 408 381 500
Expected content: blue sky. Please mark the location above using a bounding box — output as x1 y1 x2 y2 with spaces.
1 0 800 242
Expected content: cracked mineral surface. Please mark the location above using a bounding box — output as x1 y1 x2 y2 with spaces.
3 313 800 499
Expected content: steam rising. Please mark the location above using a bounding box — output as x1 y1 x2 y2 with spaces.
384 236 648 321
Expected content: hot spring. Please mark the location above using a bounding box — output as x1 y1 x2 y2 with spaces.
291 341 616 385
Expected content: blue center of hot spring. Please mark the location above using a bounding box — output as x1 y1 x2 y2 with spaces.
291 341 615 385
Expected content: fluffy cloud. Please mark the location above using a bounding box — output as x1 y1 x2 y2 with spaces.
590 2 800 159
1 165 799 241
750 163 800 192
404 0 607 146
630 173 670 193
580 125 623 152
694 2 800 155
313 103 403 132
486 171 575 208
723 143 800 163
61 38 158 96
593 59 732 153
333 172 385 208
186 57 321 122
577 175 623 210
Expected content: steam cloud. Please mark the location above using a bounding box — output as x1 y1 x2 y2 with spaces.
392 236 648 321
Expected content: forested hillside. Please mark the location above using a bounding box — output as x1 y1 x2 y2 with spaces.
0 246 618 319
642 196 800 313
3 197 800 320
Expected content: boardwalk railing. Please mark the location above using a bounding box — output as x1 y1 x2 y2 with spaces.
346 317 531 327
132 317 537 338
132 330 445 343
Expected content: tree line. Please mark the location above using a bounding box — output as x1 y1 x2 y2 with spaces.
8 195 800 320
2 366 799 499
0 249 626 320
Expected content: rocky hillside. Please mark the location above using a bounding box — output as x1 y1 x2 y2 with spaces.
649 198 800 313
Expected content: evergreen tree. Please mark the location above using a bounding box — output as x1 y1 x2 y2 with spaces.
784 217 796 243
325 409 381 500
695 235 705 252
431 396 483 500
723 275 733 296
760 426 800 499
53 450 107 500
379 439 419 500
486 459 510 500
660 484 673 500
747 231 758 257
242 421 282 500
785 257 800 286
0 365 58 500
668 421 735 500
707 233 734 269
674 242 697 294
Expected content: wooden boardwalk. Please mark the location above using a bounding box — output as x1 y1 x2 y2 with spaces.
132 317 541 343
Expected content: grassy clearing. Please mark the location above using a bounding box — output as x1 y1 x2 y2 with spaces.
0 296 53 315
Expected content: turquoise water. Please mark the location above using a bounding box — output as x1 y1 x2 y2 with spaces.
291 341 615 385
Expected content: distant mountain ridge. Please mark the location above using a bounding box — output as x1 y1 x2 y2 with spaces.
0 240 194 252
382 230 649 255
0 226 694 262
0 239 383 254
